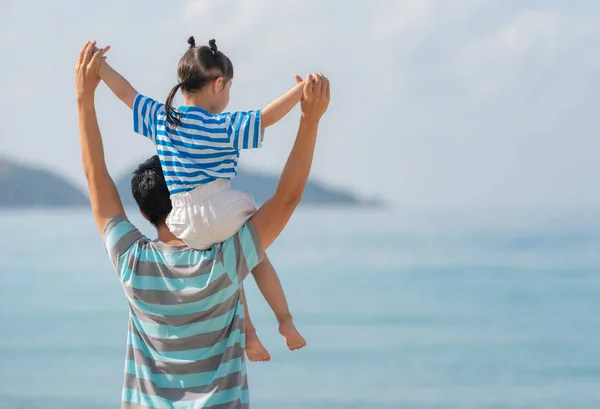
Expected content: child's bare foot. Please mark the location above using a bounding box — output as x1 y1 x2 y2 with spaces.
245 330 271 362
278 321 307 351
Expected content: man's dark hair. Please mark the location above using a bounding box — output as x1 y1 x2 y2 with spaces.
131 155 172 226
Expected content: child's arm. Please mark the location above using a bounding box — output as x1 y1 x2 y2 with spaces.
260 76 304 128
91 45 161 142
97 57 138 110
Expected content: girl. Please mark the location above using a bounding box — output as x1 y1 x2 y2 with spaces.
96 37 307 362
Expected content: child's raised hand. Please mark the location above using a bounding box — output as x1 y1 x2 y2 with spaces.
90 44 111 80
92 44 110 61
294 75 304 100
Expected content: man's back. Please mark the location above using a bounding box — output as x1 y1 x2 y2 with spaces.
103 216 263 409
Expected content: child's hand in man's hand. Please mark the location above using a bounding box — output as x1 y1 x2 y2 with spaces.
300 73 330 120
75 41 110 100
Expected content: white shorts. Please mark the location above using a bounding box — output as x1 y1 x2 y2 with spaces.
166 179 257 250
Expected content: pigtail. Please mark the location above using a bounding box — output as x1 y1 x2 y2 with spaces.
208 39 218 56
165 82 183 126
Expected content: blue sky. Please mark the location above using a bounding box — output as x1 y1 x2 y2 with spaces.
1 0 600 206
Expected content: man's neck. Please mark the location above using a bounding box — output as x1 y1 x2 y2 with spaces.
155 222 186 246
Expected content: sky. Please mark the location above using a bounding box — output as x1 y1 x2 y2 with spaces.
1 0 600 207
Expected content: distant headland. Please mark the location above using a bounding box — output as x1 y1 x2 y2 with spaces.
0 157 382 209
0 158 89 208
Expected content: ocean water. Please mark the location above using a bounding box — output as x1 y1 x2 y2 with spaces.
1 207 600 409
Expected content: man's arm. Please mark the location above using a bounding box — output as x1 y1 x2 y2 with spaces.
260 77 304 128
250 73 330 250
76 41 126 233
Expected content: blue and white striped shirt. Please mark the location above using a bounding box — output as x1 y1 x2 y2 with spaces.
133 94 264 195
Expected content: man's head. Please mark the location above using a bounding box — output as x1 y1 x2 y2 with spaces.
131 155 172 226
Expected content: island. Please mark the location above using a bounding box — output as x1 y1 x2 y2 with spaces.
0 158 381 208
0 157 89 208
116 167 380 207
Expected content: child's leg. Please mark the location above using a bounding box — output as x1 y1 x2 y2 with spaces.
252 254 307 350
242 287 271 362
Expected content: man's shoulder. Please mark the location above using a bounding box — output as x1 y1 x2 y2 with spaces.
219 221 264 283
103 215 144 244
103 215 146 271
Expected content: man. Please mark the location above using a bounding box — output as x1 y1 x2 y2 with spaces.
75 41 330 409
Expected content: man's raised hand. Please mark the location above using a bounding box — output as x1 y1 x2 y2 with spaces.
300 73 330 120
75 41 110 100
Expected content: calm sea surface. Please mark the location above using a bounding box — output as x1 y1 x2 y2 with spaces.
1 207 599 409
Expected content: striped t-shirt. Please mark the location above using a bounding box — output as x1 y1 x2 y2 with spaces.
103 215 264 409
133 94 264 195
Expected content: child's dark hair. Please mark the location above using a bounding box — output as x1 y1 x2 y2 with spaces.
165 36 234 125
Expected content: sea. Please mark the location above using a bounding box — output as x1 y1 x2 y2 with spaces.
1 207 599 409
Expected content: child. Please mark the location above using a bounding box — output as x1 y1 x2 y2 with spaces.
96 37 307 362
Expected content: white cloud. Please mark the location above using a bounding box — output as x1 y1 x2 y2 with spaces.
451 9 598 101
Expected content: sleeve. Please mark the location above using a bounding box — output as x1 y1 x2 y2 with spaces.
102 215 144 274
132 94 164 143
221 221 265 285
225 110 264 151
